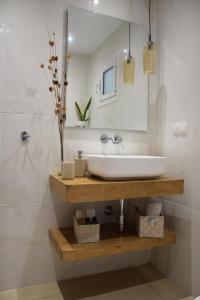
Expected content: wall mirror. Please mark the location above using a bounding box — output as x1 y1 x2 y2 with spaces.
66 7 148 132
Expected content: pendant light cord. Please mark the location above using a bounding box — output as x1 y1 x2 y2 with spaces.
127 22 132 63
148 0 152 43
129 22 131 56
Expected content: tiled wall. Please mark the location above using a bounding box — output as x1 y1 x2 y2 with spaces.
152 0 200 297
0 0 152 292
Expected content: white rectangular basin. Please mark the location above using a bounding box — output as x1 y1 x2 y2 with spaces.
86 155 167 180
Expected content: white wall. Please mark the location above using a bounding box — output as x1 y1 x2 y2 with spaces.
66 52 90 127
152 0 200 297
0 0 153 292
94 0 149 24
92 0 132 21
88 22 148 131
130 0 148 25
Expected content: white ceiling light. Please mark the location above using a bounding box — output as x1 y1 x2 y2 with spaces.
91 0 99 13
68 35 73 42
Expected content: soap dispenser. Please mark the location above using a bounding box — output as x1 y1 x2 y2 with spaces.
74 150 87 177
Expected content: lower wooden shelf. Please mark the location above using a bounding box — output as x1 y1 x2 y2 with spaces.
49 224 176 262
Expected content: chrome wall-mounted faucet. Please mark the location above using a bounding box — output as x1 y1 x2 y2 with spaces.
100 134 122 144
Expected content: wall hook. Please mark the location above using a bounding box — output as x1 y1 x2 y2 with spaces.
21 131 31 142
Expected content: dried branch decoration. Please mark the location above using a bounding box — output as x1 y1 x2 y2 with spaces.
40 31 68 163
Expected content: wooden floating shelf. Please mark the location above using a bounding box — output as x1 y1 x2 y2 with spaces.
49 175 184 203
49 224 176 262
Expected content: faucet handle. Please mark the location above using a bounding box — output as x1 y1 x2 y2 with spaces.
21 131 31 142
100 134 109 144
113 134 122 144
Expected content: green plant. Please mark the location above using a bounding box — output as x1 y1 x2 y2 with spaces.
75 97 92 121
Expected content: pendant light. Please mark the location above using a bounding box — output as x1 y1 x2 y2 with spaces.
143 0 156 74
123 23 135 84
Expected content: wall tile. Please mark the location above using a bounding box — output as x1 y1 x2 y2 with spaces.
93 0 131 21
64 127 151 160
161 118 200 211
0 0 7 24
130 0 148 25
2 25 58 115
0 203 57 291
191 208 200 297
2 0 62 31
0 23 6 112
0 113 59 204
1 0 91 32
154 0 200 296
64 137 150 160
0 113 2 161
151 200 192 294
2 0 45 29
158 0 200 123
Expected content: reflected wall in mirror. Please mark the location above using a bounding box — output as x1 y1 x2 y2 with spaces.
66 7 148 131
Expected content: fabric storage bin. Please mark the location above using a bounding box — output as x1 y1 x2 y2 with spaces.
134 208 164 238
74 217 100 243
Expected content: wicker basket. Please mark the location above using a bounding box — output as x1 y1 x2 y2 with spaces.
135 209 164 238
74 217 100 243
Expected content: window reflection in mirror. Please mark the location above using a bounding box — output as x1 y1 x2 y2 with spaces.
103 66 115 96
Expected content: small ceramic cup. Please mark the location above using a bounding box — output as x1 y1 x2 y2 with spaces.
61 161 75 180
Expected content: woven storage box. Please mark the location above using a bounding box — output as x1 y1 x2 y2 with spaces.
74 217 100 243
135 209 164 238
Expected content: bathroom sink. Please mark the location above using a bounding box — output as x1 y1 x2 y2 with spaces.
86 155 167 180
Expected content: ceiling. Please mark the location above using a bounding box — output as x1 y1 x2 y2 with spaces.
68 7 124 55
